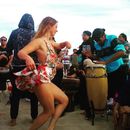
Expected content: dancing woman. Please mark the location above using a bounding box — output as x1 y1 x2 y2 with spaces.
17 16 71 130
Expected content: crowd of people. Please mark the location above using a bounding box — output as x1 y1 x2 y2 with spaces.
0 13 130 130
68 28 130 129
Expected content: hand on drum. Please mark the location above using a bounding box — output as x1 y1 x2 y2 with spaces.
93 60 106 65
82 50 92 59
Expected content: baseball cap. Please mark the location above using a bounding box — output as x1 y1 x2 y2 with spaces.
92 28 105 42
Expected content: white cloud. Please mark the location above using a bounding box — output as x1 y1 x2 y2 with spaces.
0 0 130 53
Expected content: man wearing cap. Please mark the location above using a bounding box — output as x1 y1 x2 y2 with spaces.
92 28 127 105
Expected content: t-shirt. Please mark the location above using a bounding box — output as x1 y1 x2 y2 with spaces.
0 46 8 67
93 35 126 73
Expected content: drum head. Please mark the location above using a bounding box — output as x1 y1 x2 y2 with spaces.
0 67 9 73
85 64 107 78
86 63 105 68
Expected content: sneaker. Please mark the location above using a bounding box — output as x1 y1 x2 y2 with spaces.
107 98 114 106
25 98 30 102
106 109 112 115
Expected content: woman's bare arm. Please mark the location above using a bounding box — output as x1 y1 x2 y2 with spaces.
52 41 71 50
18 38 42 70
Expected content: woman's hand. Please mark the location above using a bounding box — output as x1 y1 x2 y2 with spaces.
25 56 36 70
65 41 71 49
58 41 71 49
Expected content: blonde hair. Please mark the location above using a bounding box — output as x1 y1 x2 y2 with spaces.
33 16 57 39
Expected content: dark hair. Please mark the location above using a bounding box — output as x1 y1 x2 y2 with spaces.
0 36 7 41
120 33 127 41
83 31 91 37
92 28 105 42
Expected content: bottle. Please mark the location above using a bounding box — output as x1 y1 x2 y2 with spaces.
6 79 12 93
62 48 70 77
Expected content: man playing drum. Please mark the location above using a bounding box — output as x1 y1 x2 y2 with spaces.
91 28 126 106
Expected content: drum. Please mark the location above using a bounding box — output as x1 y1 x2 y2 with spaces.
0 67 10 73
85 64 108 111
113 106 130 130
62 78 80 112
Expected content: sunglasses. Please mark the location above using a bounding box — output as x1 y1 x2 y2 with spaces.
1 39 7 41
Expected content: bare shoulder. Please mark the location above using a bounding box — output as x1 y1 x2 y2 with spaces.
33 38 47 53
32 38 43 45
31 38 46 49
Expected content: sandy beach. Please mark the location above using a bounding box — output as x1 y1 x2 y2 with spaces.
0 91 114 130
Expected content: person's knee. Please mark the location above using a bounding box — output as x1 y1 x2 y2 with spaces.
63 95 69 107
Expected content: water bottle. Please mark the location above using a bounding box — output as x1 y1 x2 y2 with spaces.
62 48 70 77
6 79 12 93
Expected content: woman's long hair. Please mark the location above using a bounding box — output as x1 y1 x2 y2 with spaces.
33 16 57 39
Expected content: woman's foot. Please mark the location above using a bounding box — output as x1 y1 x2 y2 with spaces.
8 119 16 126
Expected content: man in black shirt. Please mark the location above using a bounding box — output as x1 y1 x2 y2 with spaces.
0 36 12 92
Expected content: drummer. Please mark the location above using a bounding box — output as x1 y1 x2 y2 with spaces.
0 36 13 92
91 28 127 106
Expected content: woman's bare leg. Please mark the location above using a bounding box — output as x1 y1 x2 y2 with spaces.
47 83 69 130
29 83 55 130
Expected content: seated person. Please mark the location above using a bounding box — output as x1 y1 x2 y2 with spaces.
113 78 130 129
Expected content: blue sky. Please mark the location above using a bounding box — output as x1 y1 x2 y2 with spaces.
0 0 130 53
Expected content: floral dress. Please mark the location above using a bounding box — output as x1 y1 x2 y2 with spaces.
14 39 57 91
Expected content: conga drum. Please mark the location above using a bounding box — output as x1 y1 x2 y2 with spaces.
85 64 108 111
0 67 10 73
113 105 130 130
